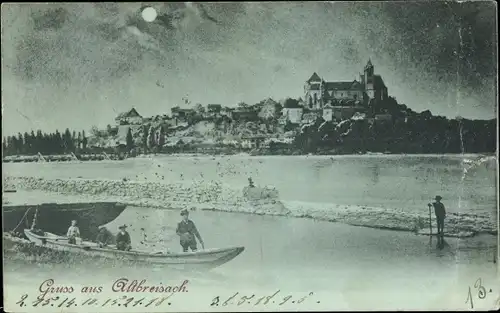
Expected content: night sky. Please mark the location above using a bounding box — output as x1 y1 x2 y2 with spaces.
1 2 497 135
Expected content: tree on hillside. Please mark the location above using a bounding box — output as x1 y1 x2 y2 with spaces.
35 130 43 153
23 132 31 154
16 133 24 154
147 126 156 150
238 102 249 110
106 124 113 136
82 130 88 150
90 125 100 138
63 128 73 153
25 132 33 154
16 135 23 154
53 132 60 153
77 132 82 150
29 130 36 153
7 136 14 155
157 126 166 150
141 125 149 151
194 103 205 115
2 137 7 154
126 128 134 151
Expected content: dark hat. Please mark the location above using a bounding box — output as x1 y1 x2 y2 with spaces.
118 224 128 230
180 209 189 216
435 195 442 201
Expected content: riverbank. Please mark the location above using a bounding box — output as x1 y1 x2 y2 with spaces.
3 176 497 238
2 153 124 163
4 151 496 163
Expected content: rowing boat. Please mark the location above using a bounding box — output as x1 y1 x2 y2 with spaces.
24 229 244 270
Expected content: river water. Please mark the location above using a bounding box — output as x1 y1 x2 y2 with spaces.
3 154 499 311
3 154 498 215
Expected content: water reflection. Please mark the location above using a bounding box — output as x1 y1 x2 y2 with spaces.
370 164 380 184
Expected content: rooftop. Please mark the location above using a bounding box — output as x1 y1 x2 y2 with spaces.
323 80 363 91
116 108 142 119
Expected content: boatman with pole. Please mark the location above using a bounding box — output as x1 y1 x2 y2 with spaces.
428 195 446 238
176 209 204 252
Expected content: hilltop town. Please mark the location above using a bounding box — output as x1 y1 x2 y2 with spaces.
2 60 497 160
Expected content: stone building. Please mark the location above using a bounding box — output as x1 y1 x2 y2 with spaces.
303 60 388 110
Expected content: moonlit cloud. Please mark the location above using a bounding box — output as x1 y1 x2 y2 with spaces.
1 2 496 135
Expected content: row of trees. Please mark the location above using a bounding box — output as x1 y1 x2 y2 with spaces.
3 129 88 156
122 125 167 153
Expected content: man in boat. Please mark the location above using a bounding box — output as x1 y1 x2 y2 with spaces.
66 220 81 245
116 225 132 251
96 226 113 248
428 195 446 237
176 209 204 252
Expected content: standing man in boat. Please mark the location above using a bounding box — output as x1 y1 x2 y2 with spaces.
66 220 81 245
116 225 132 251
428 195 446 237
176 209 204 252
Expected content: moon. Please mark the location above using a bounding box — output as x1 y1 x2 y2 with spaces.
141 7 157 22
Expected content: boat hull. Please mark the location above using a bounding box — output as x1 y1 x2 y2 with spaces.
3 202 127 239
24 230 244 270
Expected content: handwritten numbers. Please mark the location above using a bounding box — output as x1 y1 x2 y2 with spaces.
16 294 28 307
466 278 491 309
297 292 314 304
474 278 487 299
210 296 220 306
222 292 239 306
133 297 145 307
278 295 292 305
466 286 474 309
31 297 45 307
144 297 158 307
58 298 68 308
123 297 135 307
82 298 98 306
210 290 319 307
238 295 255 306
155 295 171 307
66 298 76 308
15 294 177 308
41 296 59 306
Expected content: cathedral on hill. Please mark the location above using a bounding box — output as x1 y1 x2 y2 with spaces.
304 60 388 110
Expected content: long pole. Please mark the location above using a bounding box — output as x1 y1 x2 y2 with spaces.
428 205 432 236
31 207 39 230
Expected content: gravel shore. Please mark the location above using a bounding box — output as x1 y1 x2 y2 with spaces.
4 176 497 238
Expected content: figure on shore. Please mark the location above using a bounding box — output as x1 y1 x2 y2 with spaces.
116 225 132 251
66 220 80 245
248 177 255 188
96 226 113 248
428 195 446 237
176 209 204 252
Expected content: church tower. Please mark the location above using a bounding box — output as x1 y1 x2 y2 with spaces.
364 59 375 99
304 72 322 110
